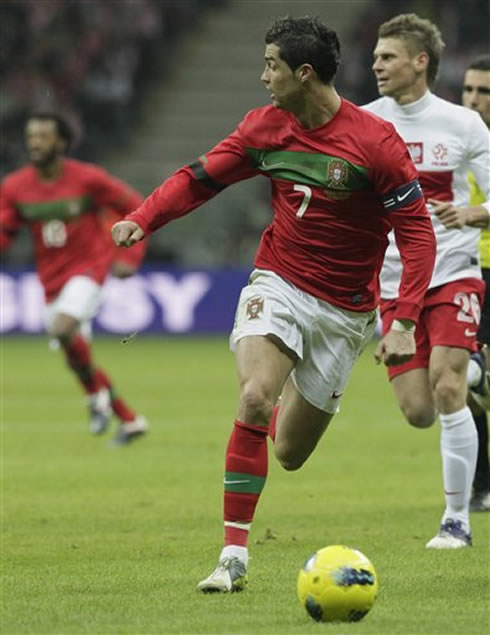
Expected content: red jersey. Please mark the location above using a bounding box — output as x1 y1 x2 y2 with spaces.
126 100 436 320
0 158 144 300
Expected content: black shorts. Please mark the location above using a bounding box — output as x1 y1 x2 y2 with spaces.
478 267 490 345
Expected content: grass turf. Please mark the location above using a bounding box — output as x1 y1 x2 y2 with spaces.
1 335 489 634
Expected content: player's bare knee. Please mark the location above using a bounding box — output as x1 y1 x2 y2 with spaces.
433 379 465 412
239 385 275 427
402 404 435 428
274 445 305 471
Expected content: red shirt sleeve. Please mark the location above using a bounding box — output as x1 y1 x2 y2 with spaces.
0 179 23 251
126 125 258 234
371 126 436 322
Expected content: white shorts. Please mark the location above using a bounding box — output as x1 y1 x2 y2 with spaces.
43 275 102 339
230 269 377 413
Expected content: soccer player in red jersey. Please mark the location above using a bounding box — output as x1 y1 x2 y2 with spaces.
366 15 489 547
0 112 148 444
113 16 436 591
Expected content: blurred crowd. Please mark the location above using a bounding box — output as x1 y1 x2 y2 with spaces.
0 0 222 177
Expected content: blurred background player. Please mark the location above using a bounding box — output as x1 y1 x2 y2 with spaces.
461 55 490 511
366 14 490 548
113 15 435 591
0 112 149 445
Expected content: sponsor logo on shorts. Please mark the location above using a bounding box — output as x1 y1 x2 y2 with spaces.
246 296 264 320
464 328 477 337
331 390 343 399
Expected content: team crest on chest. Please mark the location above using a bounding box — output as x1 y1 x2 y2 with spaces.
326 159 349 187
246 296 264 320
406 142 423 164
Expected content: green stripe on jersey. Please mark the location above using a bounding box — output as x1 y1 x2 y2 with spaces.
17 195 93 221
224 471 266 494
246 148 370 191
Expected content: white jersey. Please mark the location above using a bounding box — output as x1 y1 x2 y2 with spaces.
363 91 490 298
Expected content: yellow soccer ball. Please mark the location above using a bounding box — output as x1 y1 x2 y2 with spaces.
297 545 378 623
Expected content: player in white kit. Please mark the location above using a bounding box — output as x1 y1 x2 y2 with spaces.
365 13 490 548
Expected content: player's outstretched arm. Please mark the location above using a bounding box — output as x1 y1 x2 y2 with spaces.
112 220 145 247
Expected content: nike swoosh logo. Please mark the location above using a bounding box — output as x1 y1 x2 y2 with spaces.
223 479 251 485
444 491 462 495
397 187 414 202
464 329 477 337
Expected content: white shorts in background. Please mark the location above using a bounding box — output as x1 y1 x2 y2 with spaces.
230 269 377 413
43 275 102 339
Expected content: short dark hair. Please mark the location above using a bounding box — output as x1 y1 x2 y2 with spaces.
26 112 74 149
466 55 490 72
265 16 340 84
378 13 445 86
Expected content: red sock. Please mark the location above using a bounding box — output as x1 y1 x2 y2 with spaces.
94 367 136 422
111 393 136 422
63 335 97 394
269 405 280 442
224 420 268 547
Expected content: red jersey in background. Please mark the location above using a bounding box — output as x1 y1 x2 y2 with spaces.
1 158 144 300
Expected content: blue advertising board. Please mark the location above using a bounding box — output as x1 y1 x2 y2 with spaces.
0 267 251 335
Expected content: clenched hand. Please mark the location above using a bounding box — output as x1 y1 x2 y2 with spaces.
429 198 467 229
112 221 145 247
374 329 416 366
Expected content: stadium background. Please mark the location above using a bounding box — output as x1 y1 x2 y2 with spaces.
1 0 488 334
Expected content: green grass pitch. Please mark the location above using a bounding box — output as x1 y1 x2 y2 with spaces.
1 335 489 634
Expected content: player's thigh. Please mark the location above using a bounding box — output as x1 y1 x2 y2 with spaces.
391 368 435 427
235 335 295 421
274 377 333 470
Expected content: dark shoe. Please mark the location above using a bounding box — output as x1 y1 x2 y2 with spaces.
470 491 490 512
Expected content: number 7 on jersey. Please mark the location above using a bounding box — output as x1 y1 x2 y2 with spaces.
294 184 312 218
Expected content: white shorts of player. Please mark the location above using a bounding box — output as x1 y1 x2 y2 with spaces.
44 275 102 341
230 269 377 414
